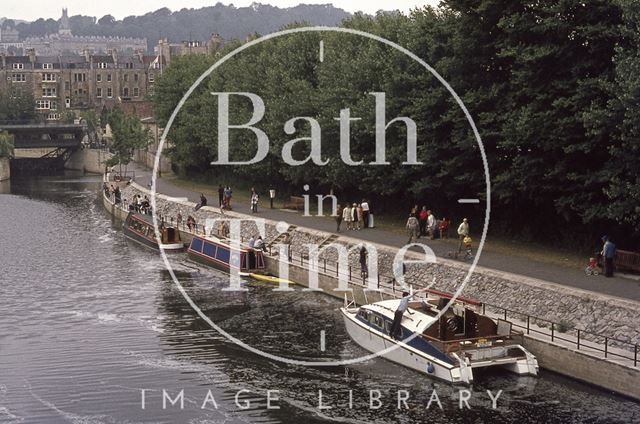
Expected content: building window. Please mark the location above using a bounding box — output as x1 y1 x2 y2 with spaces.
42 63 53 69
148 73 154 82
124 74 129 82
42 73 56 82
97 87 102 98
123 87 129 97
12 63 24 70
125 63 133 69
64 81 70 90
47 113 60 120
65 98 71 108
107 74 112 82
42 87 57 97
11 73 26 82
98 63 108 69
97 74 102 83
36 100 51 110
50 101 57 111
133 87 139 97
134 73 139 82
107 87 112 98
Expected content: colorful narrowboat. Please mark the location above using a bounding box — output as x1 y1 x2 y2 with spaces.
123 211 184 253
187 234 266 273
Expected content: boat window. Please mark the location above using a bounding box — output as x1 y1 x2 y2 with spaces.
241 253 249 270
191 238 203 253
216 246 230 263
357 309 370 321
369 313 384 329
203 242 216 258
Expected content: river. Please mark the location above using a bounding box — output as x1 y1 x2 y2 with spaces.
0 173 638 423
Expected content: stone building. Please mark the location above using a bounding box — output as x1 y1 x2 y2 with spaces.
22 9 147 56
154 33 225 65
0 49 164 121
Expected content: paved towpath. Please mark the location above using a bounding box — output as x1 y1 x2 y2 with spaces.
128 163 640 301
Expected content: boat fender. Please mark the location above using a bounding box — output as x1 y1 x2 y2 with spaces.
427 362 435 374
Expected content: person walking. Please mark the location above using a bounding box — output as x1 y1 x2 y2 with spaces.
359 246 368 278
406 213 420 244
427 210 436 239
251 192 259 213
356 203 364 230
418 206 428 237
218 185 224 207
351 203 358 230
343 204 352 230
457 218 469 253
601 236 616 277
439 217 449 239
361 199 370 228
335 204 344 232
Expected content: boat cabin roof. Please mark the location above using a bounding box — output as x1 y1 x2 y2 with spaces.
192 234 256 254
128 211 176 229
361 300 437 334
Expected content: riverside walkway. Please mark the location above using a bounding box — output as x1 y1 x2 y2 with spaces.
127 163 640 301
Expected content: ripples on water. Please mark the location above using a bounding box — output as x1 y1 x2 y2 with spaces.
0 174 638 423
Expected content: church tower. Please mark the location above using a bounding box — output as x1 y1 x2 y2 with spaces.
58 8 72 37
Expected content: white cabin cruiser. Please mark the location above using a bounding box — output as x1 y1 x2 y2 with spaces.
341 290 538 383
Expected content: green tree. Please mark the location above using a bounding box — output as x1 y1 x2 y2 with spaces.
0 92 36 124
0 131 14 158
80 109 100 145
106 106 152 175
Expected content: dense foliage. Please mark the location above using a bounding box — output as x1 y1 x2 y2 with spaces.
105 105 151 175
0 131 14 159
153 1 640 247
0 92 36 124
13 3 350 52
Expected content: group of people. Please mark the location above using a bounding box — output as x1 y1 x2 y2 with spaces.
103 183 122 205
128 194 152 215
248 235 266 251
405 206 451 244
336 200 371 232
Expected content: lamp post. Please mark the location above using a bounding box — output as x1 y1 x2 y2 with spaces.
269 189 276 209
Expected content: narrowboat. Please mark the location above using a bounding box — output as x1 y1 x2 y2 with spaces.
123 211 184 252
341 289 538 383
187 234 266 273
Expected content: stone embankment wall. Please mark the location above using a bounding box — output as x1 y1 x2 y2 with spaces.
66 149 112 174
0 157 9 181
114 181 640 348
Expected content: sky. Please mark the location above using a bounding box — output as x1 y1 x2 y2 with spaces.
2 1 439 22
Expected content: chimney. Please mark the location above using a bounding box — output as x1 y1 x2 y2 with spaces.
83 49 90 62
1 54 5 69
27 48 36 65
111 48 118 65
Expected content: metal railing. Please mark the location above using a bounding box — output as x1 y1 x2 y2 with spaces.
480 303 638 367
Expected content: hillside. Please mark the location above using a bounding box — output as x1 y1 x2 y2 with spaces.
12 3 352 51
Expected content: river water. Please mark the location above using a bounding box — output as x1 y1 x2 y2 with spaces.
0 174 638 423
